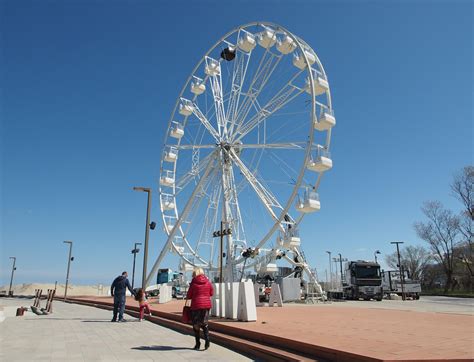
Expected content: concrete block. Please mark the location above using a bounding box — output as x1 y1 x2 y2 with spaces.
225 282 239 319
237 281 257 321
269 283 283 307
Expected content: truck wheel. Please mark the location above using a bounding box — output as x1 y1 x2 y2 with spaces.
376 297 382 301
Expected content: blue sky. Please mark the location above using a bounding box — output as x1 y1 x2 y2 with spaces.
1 0 472 286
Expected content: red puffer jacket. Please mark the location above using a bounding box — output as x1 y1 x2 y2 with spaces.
186 274 214 310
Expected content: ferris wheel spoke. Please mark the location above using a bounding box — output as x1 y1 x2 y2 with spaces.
238 142 306 150
147 151 217 286
190 102 220 142
175 151 215 194
226 50 251 137
176 144 216 150
233 79 305 143
232 51 282 136
208 64 227 138
229 149 285 230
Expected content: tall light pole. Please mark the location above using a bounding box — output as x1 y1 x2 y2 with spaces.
326 251 332 290
374 250 381 264
63 241 73 301
133 187 156 291
8 257 16 297
391 241 405 301
131 242 142 290
338 253 344 287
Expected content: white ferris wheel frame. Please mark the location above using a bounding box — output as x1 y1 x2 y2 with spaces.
146 21 334 288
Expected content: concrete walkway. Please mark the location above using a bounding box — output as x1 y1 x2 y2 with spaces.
0 298 250 361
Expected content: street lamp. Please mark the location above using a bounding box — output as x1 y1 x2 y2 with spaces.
212 222 232 282
131 242 142 290
8 257 16 297
133 186 156 291
374 250 381 264
63 241 74 301
390 241 405 301
326 251 332 290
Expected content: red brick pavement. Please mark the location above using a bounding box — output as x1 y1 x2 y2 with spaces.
74 296 474 361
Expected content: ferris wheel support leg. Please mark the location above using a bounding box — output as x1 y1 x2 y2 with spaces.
145 152 217 287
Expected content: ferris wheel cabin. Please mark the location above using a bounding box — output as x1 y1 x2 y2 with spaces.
170 121 184 139
191 76 206 95
164 146 178 163
296 190 321 213
276 34 297 54
257 26 277 48
160 170 175 187
161 194 175 210
238 29 257 53
307 146 333 172
315 108 336 131
293 49 316 70
179 98 194 116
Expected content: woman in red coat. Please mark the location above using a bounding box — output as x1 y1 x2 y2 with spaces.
186 267 214 350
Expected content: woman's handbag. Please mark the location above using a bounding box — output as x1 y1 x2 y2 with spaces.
182 300 191 324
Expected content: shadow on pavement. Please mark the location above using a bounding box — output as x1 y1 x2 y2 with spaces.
132 345 194 351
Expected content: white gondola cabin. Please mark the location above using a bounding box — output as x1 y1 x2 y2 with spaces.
277 229 301 249
179 98 194 116
276 34 296 54
191 76 206 95
161 194 175 210
160 170 175 187
296 189 321 213
204 57 220 76
170 121 184 139
305 69 329 96
164 146 178 163
314 108 336 131
257 26 277 48
293 50 316 70
238 30 256 53
307 146 333 172
258 263 278 273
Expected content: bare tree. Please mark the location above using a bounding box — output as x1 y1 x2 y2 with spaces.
451 166 473 277
385 245 433 280
451 166 474 220
414 201 460 292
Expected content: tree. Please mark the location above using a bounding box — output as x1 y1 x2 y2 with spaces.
414 201 460 292
385 245 433 280
451 166 474 277
451 166 474 220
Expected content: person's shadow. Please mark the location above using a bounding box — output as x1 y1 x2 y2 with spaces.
132 346 194 351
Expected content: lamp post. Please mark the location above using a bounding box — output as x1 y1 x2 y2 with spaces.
8 257 16 297
212 222 232 283
131 242 142 290
133 187 156 291
390 241 405 301
63 241 73 301
326 251 332 290
374 250 381 264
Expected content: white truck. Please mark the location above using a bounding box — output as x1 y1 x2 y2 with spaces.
342 260 383 301
381 270 421 299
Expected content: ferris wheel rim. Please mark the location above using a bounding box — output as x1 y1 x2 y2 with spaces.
158 21 333 273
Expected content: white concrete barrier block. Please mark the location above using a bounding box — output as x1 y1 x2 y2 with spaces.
218 283 226 318
225 282 239 319
237 281 257 321
254 283 264 306
211 282 219 316
269 283 283 307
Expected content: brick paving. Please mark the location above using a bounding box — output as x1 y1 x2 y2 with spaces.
0 298 250 361
76 296 473 361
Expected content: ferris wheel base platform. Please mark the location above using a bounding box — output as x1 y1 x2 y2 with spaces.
63 296 472 362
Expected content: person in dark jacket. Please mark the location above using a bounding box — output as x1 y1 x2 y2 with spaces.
110 271 135 322
186 267 214 350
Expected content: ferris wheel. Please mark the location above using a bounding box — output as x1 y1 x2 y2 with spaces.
146 22 335 294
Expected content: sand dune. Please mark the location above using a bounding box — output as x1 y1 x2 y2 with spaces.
0 283 111 297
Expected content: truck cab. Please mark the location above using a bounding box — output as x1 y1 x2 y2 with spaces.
344 261 383 301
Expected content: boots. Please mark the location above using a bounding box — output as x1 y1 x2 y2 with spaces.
203 325 210 350
193 328 201 350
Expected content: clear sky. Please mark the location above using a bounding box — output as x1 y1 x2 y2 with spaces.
1 0 472 286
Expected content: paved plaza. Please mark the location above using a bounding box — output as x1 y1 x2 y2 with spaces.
0 298 250 361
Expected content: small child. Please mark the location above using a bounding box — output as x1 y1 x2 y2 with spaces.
134 288 152 321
